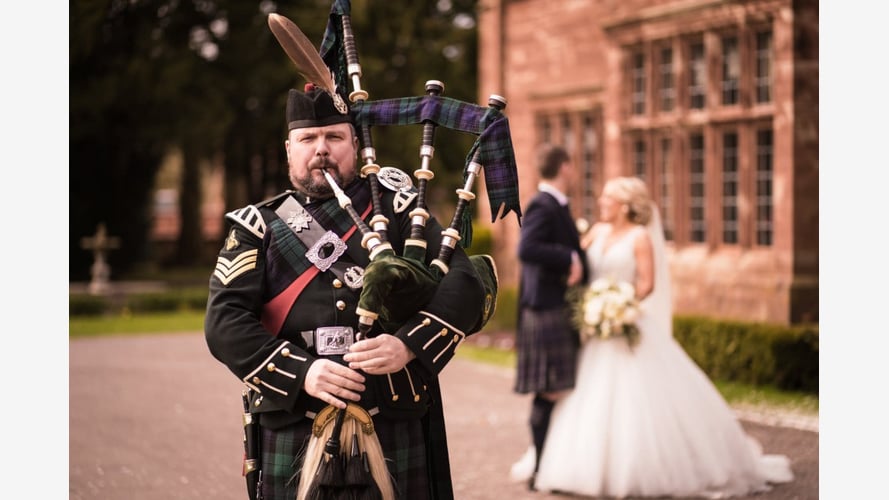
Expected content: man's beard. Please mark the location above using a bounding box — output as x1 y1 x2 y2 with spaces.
291 157 352 199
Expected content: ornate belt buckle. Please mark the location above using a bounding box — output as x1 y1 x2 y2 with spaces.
314 326 355 356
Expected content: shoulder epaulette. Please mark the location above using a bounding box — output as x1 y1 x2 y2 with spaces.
226 205 266 239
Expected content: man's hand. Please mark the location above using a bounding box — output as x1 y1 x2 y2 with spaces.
343 334 416 375
567 251 583 287
304 359 366 409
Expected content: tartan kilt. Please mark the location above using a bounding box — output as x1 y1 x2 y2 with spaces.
260 414 430 500
513 306 580 394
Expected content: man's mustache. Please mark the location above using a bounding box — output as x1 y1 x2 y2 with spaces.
308 157 337 171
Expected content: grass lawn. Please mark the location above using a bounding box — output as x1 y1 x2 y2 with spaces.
70 310 818 418
69 310 207 337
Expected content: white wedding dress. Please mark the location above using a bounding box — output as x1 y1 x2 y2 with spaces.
533 221 793 499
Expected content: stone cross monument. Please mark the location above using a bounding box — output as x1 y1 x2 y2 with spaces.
80 223 121 295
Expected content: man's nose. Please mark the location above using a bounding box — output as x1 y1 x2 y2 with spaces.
314 139 330 156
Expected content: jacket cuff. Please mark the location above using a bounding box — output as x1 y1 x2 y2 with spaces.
242 341 313 412
396 311 466 375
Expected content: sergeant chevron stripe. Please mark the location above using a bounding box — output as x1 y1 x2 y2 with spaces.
214 249 259 285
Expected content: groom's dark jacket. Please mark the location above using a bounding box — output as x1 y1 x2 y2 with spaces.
517 189 589 311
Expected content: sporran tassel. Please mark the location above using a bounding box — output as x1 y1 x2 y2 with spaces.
296 405 394 500
303 408 347 500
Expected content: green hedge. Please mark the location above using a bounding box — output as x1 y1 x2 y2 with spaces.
673 316 818 394
125 289 210 313
69 294 110 316
70 288 209 316
465 224 493 257
484 286 518 332
482 286 818 394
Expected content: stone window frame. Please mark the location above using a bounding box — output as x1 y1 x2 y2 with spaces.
657 44 676 113
720 34 741 106
688 131 707 243
534 108 604 226
720 129 740 244
604 7 778 251
687 38 707 110
754 29 774 104
754 125 774 246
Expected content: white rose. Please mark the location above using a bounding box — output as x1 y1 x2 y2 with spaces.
591 278 611 293
622 306 639 324
603 298 620 319
617 281 635 299
584 298 603 326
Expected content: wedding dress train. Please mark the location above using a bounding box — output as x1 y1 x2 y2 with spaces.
533 223 793 498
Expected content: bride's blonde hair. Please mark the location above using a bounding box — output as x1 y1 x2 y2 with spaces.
603 176 653 225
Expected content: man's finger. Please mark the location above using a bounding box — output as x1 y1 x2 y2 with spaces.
328 361 366 383
324 393 347 410
351 358 383 371
348 337 381 354
337 374 366 393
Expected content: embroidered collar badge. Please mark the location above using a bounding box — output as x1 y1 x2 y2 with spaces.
286 206 313 232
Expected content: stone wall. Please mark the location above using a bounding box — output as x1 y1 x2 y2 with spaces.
478 0 818 325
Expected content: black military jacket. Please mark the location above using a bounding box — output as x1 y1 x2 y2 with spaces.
204 172 487 429
517 189 589 311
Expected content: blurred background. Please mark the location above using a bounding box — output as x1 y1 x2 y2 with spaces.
69 0 818 393
70 0 483 284
70 0 819 327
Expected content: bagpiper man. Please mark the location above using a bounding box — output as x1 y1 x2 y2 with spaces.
205 84 496 499
207 2 522 497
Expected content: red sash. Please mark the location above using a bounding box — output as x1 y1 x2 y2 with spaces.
260 203 372 335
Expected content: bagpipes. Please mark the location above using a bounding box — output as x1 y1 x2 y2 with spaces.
267 2 521 499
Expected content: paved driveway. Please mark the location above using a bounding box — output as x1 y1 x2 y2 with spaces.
70 333 818 499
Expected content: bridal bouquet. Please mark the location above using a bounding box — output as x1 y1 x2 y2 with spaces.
571 277 641 348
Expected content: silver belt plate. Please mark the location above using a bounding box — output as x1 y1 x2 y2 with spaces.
315 326 355 356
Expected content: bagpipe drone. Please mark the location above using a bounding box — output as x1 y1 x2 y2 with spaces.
266 2 521 499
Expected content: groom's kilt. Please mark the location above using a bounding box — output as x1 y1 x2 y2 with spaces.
260 415 429 500
514 305 579 394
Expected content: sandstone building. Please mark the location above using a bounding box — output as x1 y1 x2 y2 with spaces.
476 0 818 324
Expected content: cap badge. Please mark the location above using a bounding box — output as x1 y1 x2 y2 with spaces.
225 228 240 250
343 266 365 290
377 166 414 191
332 93 348 115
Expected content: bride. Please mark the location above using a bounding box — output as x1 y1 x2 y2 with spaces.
532 176 794 498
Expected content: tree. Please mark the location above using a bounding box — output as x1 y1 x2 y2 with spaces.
71 0 181 280
70 0 481 280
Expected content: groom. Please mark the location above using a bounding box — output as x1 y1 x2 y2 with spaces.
511 144 588 488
